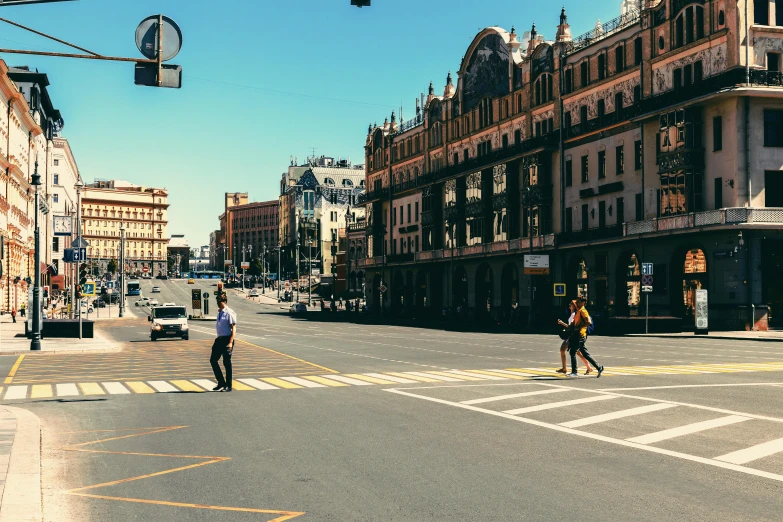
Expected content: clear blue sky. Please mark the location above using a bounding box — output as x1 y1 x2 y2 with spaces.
0 0 620 247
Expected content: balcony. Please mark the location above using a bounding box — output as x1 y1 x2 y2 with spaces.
566 8 640 55
357 186 389 204
566 105 643 140
624 207 783 236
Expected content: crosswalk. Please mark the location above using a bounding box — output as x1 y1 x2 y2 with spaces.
3 361 783 400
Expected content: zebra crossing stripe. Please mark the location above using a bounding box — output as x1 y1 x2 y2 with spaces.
236 378 279 390
147 381 178 393
301 376 349 387
4 386 26 400
102 382 130 394
56 383 79 397
280 377 326 388
125 381 155 394
170 380 203 392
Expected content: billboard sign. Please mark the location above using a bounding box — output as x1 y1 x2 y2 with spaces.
524 255 550 275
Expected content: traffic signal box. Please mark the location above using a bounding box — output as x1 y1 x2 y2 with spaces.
214 282 224 296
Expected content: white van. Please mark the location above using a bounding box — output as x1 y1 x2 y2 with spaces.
148 304 189 341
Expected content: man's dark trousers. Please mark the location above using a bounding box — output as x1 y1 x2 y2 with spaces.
210 336 232 388
569 335 600 374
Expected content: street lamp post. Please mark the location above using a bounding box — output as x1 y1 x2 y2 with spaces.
119 223 126 318
75 179 83 338
262 243 266 295
30 159 42 351
277 244 281 299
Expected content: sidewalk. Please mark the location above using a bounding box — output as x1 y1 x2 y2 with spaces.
0 405 41 522
0 316 122 354
626 330 783 342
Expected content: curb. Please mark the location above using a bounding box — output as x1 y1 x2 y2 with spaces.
625 334 783 343
0 406 41 522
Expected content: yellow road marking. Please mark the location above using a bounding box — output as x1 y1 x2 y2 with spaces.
228 381 254 391
260 377 302 389
236 339 336 373
170 380 203 392
344 374 397 385
465 369 528 380
384 372 440 382
78 383 105 395
301 376 349 387
31 384 53 398
425 370 482 381
4 355 24 384
125 381 155 394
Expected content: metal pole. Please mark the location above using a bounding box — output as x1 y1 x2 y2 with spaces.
277 245 281 299
262 244 266 294
241 245 245 292
527 185 535 329
645 293 649 335
70 209 75 319
30 159 41 351
296 232 300 303
77 183 82 339
119 225 125 318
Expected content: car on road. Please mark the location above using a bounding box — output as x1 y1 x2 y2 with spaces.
148 298 159 306
151 286 161 293
289 302 307 314
148 304 189 341
187 278 195 284
93 299 107 309
135 297 151 307
248 289 259 297
79 300 94 314
156 274 168 280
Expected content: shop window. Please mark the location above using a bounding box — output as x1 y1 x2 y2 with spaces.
634 37 643 65
576 258 589 301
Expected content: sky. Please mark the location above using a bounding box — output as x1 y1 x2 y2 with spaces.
0 0 623 247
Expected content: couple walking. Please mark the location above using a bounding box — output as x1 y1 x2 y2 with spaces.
556 297 604 378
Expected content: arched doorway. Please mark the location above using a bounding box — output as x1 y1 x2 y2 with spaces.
356 270 365 297
566 255 589 302
476 263 494 319
501 262 519 318
452 266 468 311
392 270 404 314
682 248 707 318
615 251 641 316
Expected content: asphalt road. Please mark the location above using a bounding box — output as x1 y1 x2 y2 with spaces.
4 278 783 521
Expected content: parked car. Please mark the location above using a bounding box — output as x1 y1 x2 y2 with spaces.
151 286 161 293
156 274 168 280
93 299 107 309
135 297 151 307
289 302 307 314
187 278 195 284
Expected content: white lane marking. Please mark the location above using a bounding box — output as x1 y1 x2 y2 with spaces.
236 378 279 390
365 373 418 384
560 403 678 428
487 369 540 377
405 372 462 382
597 382 783 392
4 385 27 400
461 388 573 405
446 370 505 380
56 383 79 397
192 379 220 391
280 376 326 388
715 437 783 464
504 394 617 415
385 388 783 484
322 375 373 386
101 382 130 395
627 415 751 445
147 381 178 393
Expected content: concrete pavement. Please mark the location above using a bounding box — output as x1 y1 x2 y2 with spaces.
0 405 41 522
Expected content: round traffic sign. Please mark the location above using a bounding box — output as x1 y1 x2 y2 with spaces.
135 15 183 61
142 266 149 272
203 292 209 299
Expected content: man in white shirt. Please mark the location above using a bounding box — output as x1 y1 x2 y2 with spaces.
210 293 236 391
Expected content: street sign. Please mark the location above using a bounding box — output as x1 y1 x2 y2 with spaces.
379 284 387 293
241 262 250 269
135 15 183 61
71 237 89 248
82 282 96 296
641 274 653 293
106 281 115 289
134 63 182 89
142 266 149 273
553 283 566 297
63 247 87 263
224 260 232 267
642 263 654 275
524 254 550 275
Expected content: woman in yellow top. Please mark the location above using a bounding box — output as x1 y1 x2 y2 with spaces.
556 300 592 374
568 297 604 378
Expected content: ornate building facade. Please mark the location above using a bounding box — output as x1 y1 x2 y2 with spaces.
359 0 783 330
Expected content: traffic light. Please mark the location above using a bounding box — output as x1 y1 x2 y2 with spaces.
79 263 88 286
214 282 223 296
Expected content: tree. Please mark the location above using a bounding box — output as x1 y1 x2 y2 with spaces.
167 257 175 274
107 258 118 274
248 258 263 276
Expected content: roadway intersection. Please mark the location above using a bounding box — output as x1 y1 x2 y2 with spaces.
2 278 783 521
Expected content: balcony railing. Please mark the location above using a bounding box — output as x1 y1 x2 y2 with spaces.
567 8 640 55
624 207 783 236
395 115 424 136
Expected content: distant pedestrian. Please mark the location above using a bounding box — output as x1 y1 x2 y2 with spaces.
20 303 25 317
210 294 236 392
10 309 16 323
568 297 604 378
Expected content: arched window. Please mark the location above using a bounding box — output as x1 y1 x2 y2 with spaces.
674 5 705 49
517 93 523 113
534 74 554 105
324 177 335 186
342 179 353 187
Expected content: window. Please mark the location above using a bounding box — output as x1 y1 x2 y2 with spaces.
391 205 396 226
714 177 723 209
415 201 419 221
52 193 59 203
718 10 725 26
673 68 683 90
580 105 588 126
565 207 572 233
779 2 783 26
564 69 573 93
53 159 59 166
514 129 521 145
634 140 642 170
565 159 573 187
415 235 419 252
764 110 783 147
634 37 642 65
580 61 589 87
52 237 59 252
713 116 723 151
635 193 643 221
463 149 469 162
616 145 624 174
755 0 769 25
581 155 589 183
769 53 781 72
598 54 606 80
694 60 703 83
453 152 459 165
407 204 411 223
502 133 508 149
614 46 624 73
598 150 606 179
597 99 605 122
53 174 59 185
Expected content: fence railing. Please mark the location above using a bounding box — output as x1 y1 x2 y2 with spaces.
624 207 783 236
